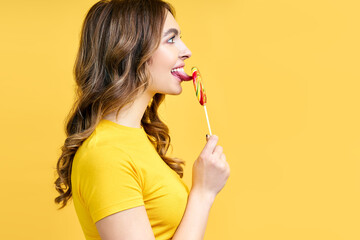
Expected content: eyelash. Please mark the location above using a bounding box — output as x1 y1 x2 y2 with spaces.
168 35 182 43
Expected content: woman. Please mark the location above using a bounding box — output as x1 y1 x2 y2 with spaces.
54 0 230 239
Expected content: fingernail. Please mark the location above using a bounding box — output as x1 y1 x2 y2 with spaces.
206 134 209 139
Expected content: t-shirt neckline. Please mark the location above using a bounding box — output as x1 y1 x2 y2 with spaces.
100 119 146 135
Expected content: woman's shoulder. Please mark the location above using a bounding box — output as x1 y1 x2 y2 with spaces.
75 143 133 168
76 120 138 157
72 120 147 175
72 143 143 186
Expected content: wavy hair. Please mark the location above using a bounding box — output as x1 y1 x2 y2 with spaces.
54 0 185 209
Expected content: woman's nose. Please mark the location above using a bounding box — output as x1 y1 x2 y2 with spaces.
179 44 192 60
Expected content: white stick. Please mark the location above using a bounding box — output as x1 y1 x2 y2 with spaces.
203 105 212 136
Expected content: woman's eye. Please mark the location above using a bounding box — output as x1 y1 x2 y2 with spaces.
168 36 175 43
168 35 183 43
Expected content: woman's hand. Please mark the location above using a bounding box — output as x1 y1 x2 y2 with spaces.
191 134 230 203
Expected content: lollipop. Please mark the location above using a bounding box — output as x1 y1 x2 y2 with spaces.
191 67 207 106
191 67 212 136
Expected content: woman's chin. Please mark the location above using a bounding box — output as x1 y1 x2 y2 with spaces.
166 85 183 95
170 87 183 95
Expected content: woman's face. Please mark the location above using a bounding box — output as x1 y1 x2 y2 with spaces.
147 10 192 95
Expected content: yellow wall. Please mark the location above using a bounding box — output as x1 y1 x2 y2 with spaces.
1 0 359 239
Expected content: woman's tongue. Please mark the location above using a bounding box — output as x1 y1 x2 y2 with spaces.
171 70 193 81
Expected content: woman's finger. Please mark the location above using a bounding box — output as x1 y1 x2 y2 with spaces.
213 145 223 158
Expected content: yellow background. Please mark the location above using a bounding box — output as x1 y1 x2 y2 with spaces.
1 0 359 239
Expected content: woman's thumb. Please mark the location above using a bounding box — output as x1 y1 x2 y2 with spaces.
206 134 210 141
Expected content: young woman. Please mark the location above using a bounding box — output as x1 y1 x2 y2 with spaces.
54 0 230 239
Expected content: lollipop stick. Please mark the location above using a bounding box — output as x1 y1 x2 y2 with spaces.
203 105 212 136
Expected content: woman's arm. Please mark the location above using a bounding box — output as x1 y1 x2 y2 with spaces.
171 189 215 240
95 205 156 240
172 135 229 240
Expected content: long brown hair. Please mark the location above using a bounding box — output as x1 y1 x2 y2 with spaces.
54 0 184 209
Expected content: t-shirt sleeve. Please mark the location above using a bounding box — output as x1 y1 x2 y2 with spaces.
78 146 145 223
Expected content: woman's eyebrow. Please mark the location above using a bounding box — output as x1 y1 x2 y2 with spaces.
163 28 181 37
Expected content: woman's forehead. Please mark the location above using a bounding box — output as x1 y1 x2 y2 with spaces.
163 11 180 35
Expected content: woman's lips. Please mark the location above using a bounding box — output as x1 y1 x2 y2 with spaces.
171 71 193 81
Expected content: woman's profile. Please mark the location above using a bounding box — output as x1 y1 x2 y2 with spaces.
54 0 230 239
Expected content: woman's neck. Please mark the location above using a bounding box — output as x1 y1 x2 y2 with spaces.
103 91 154 129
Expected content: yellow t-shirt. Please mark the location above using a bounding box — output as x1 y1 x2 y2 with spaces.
71 119 189 240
